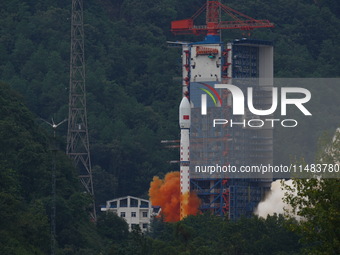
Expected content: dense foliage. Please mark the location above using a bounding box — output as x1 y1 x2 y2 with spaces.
283 131 340 254
1 0 339 203
0 82 103 254
97 213 302 255
0 0 339 254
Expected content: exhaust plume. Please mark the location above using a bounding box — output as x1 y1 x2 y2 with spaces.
255 179 298 218
149 171 200 222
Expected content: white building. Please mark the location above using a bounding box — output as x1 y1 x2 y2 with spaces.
101 196 159 231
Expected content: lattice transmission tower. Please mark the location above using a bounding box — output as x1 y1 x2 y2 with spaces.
66 0 96 221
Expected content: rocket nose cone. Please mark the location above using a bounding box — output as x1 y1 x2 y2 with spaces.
179 97 191 128
180 96 190 110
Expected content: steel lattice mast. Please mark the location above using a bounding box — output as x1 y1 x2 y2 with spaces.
66 0 96 221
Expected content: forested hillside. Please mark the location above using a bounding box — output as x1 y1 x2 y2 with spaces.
0 82 104 254
1 0 339 204
0 0 339 254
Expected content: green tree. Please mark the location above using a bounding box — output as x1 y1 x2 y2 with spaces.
283 130 340 254
97 211 129 242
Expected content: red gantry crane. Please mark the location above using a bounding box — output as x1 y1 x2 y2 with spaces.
171 1 274 36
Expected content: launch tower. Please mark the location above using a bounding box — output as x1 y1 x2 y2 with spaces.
172 1 274 219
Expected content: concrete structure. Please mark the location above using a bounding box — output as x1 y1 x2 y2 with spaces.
101 196 158 231
186 38 274 219
169 1 276 220
170 1 275 220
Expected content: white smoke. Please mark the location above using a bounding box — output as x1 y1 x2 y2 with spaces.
256 128 340 220
255 179 298 218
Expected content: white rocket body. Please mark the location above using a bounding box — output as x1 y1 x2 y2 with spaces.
179 96 191 220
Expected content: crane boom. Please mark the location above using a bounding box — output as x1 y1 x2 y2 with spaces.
171 1 274 36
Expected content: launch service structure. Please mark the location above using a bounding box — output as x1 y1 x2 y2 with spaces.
175 1 275 219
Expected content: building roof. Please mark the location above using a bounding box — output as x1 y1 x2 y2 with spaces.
105 195 150 204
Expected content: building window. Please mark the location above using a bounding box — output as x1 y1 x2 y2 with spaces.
142 211 148 218
120 198 128 207
110 201 117 208
140 201 149 208
142 223 148 229
130 198 138 207
120 212 125 217
131 212 136 217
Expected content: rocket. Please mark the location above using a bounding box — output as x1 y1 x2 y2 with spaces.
179 96 191 220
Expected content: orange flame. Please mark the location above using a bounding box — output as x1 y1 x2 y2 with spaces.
149 171 200 222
